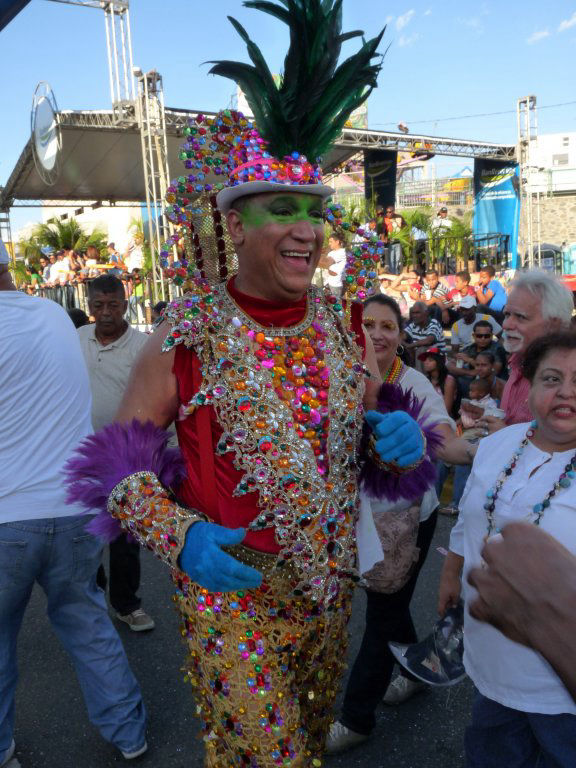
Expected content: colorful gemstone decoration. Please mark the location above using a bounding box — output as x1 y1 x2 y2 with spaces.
484 421 576 536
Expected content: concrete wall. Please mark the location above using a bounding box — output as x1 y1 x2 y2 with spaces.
532 194 576 246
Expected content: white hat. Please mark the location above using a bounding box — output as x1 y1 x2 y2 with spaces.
0 239 10 265
216 180 334 215
459 295 477 309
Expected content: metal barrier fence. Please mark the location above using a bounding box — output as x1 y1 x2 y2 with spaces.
35 276 165 326
396 232 510 274
396 177 474 209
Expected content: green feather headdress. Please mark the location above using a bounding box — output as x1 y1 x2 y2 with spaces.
208 0 386 161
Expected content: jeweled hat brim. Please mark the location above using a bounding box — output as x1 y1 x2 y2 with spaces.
216 181 335 214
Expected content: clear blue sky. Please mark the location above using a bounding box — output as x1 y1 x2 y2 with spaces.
1 0 575 231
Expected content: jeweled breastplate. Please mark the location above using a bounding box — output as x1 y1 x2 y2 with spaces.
164 280 366 605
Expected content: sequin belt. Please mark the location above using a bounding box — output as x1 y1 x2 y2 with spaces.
222 543 300 595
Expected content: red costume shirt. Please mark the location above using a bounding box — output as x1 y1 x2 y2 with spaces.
173 279 365 553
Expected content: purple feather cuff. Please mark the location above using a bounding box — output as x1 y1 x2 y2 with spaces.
64 420 187 541
360 382 443 502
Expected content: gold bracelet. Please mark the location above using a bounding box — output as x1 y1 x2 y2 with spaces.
367 430 427 474
108 471 207 569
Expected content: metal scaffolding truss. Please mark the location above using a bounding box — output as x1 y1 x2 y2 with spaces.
49 0 135 123
135 70 171 300
162 109 516 161
334 127 515 161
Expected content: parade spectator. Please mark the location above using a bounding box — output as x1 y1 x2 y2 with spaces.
473 351 505 401
0 243 147 765
450 296 501 352
438 377 498 514
39 255 51 282
126 269 146 324
383 204 406 274
46 252 59 284
430 206 452 234
24 263 42 290
459 377 498 440
53 250 71 284
483 270 573 431
468 523 576 704
438 332 576 767
419 346 457 415
151 300 167 324
448 319 507 384
68 307 90 328
124 234 144 274
474 265 507 319
107 242 124 276
83 245 104 278
442 270 476 324
78 274 154 632
68 251 85 278
320 233 347 293
409 269 449 324
327 295 474 754
404 301 446 357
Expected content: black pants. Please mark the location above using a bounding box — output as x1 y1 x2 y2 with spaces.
96 533 141 615
341 510 438 735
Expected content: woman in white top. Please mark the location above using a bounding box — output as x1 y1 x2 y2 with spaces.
439 331 576 768
328 294 475 754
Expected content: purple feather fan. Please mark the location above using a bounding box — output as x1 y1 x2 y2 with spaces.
64 420 186 541
360 382 444 502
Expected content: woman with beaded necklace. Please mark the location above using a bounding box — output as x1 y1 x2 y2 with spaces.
438 331 576 768
328 294 475 754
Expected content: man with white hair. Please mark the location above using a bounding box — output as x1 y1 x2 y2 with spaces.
484 270 573 431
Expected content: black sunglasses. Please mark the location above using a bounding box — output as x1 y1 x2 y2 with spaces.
474 333 492 338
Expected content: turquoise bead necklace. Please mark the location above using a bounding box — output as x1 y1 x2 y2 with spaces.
484 421 576 537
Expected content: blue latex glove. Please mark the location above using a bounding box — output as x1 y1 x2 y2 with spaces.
365 410 424 468
179 522 263 592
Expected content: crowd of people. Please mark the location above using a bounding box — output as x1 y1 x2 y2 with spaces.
19 241 155 323
4 217 576 768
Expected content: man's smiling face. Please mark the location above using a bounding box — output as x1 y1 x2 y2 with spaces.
227 192 325 303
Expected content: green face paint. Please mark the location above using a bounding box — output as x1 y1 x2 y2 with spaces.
239 194 324 230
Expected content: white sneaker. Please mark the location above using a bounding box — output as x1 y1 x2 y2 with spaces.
0 741 20 768
121 741 148 760
325 721 368 755
116 609 155 632
383 675 428 705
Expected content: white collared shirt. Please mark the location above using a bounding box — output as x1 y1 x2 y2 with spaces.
451 423 576 714
78 323 148 430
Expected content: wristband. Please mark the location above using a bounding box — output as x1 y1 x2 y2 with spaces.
108 470 206 568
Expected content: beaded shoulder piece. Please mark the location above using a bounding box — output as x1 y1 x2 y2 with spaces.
163 277 366 607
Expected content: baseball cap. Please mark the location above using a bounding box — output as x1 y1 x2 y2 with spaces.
0 239 10 265
459 295 477 309
439 206 448 213
418 346 443 360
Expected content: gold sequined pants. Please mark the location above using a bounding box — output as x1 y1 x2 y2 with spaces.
172 574 353 768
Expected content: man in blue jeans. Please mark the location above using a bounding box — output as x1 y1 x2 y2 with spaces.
0 241 147 767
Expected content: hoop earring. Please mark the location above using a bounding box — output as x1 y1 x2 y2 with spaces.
397 344 405 356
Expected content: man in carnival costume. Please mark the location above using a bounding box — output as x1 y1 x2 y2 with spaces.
66 2 440 766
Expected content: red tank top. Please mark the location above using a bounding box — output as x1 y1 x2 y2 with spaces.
173 279 365 553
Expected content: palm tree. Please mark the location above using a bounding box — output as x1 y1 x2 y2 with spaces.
31 217 107 254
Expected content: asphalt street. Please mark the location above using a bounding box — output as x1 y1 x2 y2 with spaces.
10 515 473 768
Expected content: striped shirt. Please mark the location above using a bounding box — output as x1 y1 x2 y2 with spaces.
405 318 446 353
